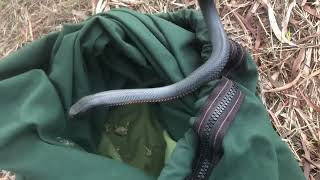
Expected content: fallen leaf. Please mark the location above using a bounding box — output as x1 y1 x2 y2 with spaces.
95 0 103 14
96 0 109 14
267 3 297 46
299 88 320 112
282 0 296 36
255 25 262 50
267 110 282 132
296 33 320 44
289 17 300 27
250 1 261 14
119 0 141 4
72 10 88 20
271 71 280 81
230 8 256 37
225 1 252 8
292 48 306 77
303 48 312 75
303 5 320 19
228 7 253 46
264 73 301 92
92 0 97 15
268 71 283 88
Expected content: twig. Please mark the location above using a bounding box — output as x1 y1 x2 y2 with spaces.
300 133 311 179
264 73 302 92
298 69 320 86
303 5 320 19
296 33 320 44
299 88 320 112
302 155 320 170
291 48 305 77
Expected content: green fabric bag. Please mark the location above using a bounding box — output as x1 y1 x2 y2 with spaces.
0 8 305 180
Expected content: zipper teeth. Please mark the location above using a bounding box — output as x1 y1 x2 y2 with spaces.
201 84 237 143
193 84 238 179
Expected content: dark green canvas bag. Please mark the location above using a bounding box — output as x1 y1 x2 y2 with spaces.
0 8 305 180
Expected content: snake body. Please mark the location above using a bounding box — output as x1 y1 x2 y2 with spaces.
69 0 230 117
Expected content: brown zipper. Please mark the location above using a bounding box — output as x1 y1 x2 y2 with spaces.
186 77 244 180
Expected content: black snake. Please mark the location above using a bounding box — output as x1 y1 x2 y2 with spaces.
69 0 232 117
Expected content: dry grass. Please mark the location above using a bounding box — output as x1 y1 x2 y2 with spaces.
0 170 14 180
0 0 319 180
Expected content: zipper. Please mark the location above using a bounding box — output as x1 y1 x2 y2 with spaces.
186 77 244 180
223 40 247 77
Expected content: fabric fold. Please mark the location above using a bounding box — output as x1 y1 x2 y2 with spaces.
0 8 305 180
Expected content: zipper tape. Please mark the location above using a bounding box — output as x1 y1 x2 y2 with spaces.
186 77 244 180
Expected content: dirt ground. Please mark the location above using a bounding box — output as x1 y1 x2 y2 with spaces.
0 0 319 180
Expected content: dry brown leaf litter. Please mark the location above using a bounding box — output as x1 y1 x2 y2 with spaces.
0 0 319 179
